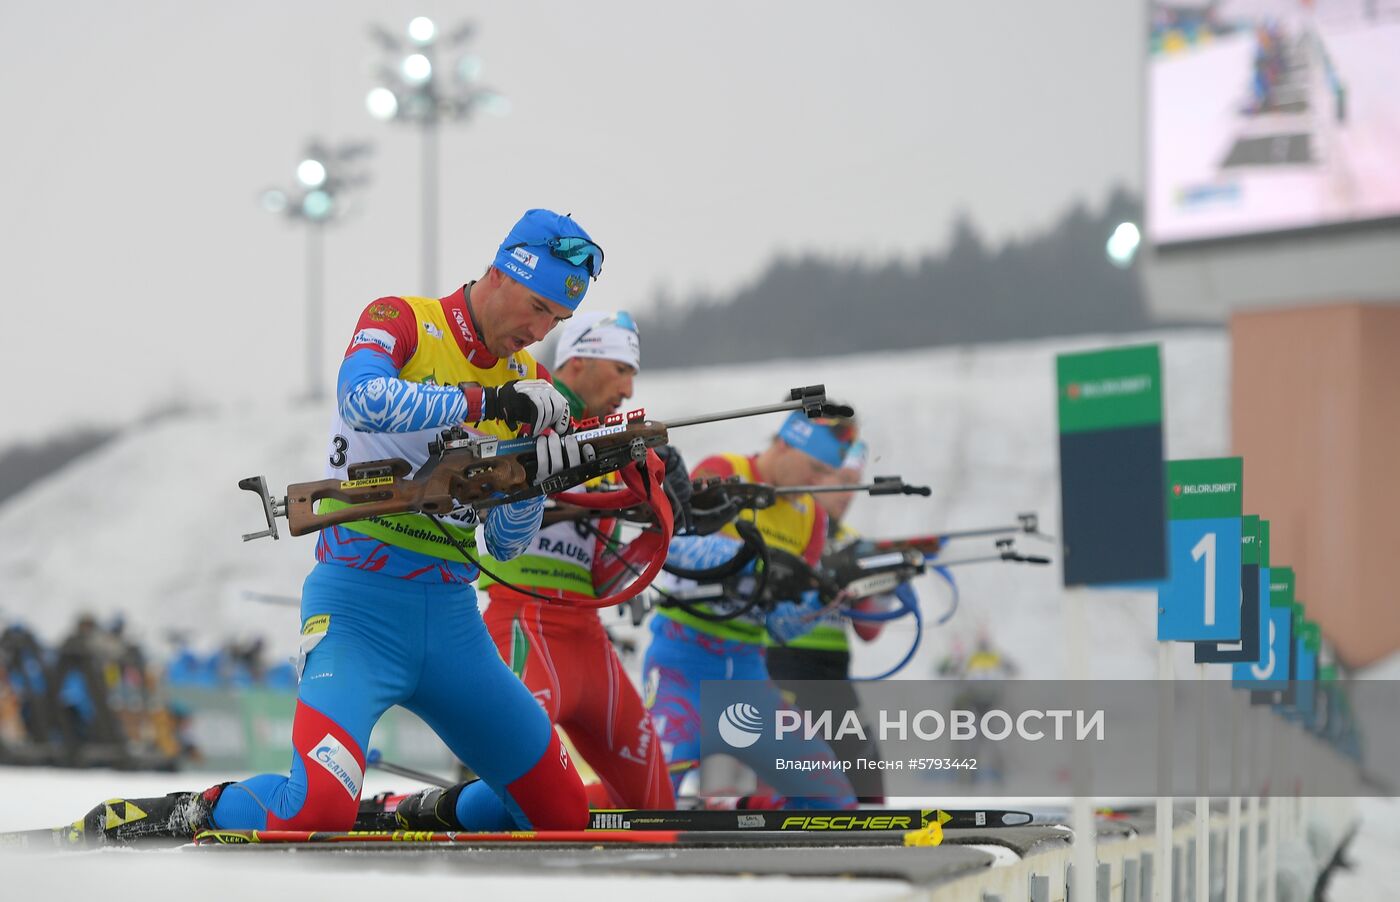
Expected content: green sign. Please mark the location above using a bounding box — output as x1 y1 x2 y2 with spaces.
1167 457 1243 520
1300 620 1322 654
1259 519 1270 568
1270 566 1295 607
1057 344 1163 433
1242 515 1260 565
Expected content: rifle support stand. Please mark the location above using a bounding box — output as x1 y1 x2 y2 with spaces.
238 476 286 542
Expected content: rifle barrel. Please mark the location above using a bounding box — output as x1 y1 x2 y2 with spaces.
664 397 813 430
938 524 1030 541
926 550 1051 567
779 481 916 495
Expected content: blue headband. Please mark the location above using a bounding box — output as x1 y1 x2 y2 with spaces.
777 412 853 469
492 209 598 310
842 439 870 473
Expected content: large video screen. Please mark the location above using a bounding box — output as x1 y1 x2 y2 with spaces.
1148 1 1400 246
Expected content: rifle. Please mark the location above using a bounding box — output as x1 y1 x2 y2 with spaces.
826 534 1049 603
643 520 1050 637
759 530 1044 681
655 512 1051 618
542 474 931 530
819 513 1052 610
699 474 931 508
238 385 851 541
679 475 929 536
864 512 1052 557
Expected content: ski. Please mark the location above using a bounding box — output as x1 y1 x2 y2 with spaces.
2 807 1033 850
586 807 1033 831
0 824 83 849
354 806 1036 833
193 827 934 847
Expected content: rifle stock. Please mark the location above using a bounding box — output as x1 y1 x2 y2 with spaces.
272 420 667 537
281 456 525 537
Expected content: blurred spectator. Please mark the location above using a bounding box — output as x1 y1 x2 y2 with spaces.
165 635 297 692
1 610 299 769
1 622 63 757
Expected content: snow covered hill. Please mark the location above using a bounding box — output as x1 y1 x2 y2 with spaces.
0 329 1229 680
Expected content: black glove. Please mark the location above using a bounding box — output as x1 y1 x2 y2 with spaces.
687 478 744 536
653 445 693 531
479 379 572 435
821 542 921 602
726 547 817 609
821 540 878 588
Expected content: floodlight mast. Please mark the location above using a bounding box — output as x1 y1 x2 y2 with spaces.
366 17 508 295
260 141 372 402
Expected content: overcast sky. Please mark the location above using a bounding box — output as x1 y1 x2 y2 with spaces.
1 1 1144 442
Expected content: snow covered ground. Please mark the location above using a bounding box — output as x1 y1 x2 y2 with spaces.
1325 797 1400 899
0 767 1390 900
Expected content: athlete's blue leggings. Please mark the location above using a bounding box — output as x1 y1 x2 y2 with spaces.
211 563 586 831
642 617 856 809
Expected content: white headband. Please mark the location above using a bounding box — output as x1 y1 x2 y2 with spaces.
553 310 641 373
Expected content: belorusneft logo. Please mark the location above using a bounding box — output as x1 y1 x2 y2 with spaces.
1066 375 1152 400
1173 482 1239 496
718 702 764 748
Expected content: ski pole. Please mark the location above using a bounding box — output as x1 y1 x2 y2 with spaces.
365 748 452 788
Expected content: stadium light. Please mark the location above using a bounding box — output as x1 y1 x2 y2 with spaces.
365 16 508 295
296 158 328 189
407 16 436 44
1106 222 1142 268
261 140 373 402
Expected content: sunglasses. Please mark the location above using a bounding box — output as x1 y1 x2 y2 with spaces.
508 236 604 280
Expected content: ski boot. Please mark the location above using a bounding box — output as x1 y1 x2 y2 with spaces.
75 783 229 846
390 782 470 831
353 790 406 831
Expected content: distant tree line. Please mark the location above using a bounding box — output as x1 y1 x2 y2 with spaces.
0 401 191 507
641 188 1195 368
0 429 117 507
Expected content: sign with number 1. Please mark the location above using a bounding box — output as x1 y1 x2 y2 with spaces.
1157 458 1243 641
1195 514 1263 663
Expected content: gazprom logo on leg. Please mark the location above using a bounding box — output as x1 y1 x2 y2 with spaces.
310 733 364 800
718 702 764 748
